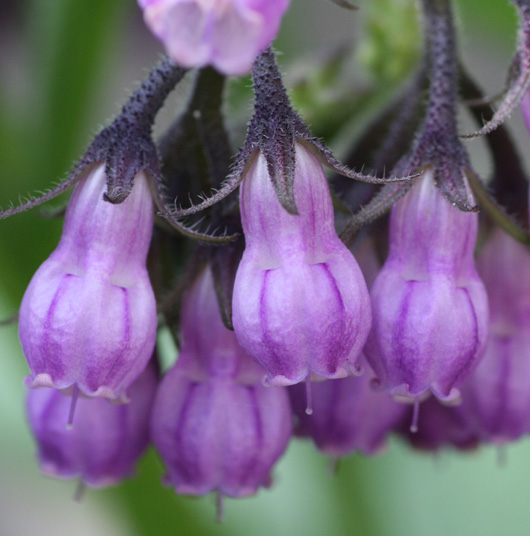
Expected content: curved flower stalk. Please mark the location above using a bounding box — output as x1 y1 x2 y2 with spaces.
138 0 290 75
461 0 530 138
460 229 530 444
19 164 157 401
27 362 157 488
289 359 406 457
151 267 292 498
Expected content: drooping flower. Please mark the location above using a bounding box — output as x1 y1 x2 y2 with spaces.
138 0 290 75
27 362 157 488
364 168 488 402
19 163 157 401
289 359 406 457
151 267 292 497
459 229 530 444
232 143 372 386
397 396 478 452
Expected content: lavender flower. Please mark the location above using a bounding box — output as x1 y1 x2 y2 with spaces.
232 143 372 386
151 267 291 497
398 397 478 452
460 229 530 444
290 359 406 457
19 163 157 401
364 169 488 402
138 0 290 75
27 362 157 487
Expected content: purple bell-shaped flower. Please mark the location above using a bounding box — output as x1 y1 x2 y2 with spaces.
232 143 372 386
27 362 157 488
289 359 406 457
398 396 478 452
138 0 290 75
151 267 292 498
459 229 530 444
365 168 488 402
19 163 157 401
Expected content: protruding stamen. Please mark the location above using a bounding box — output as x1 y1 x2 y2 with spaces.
73 480 86 503
305 375 313 416
496 445 508 468
410 397 420 433
215 490 224 523
328 457 341 476
67 385 80 429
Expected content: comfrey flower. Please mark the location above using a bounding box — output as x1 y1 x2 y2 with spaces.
19 164 157 401
289 359 406 457
459 229 530 444
138 0 290 75
166 49 407 388
151 267 292 498
363 0 488 406
233 142 372 385
27 362 157 488
6 59 187 404
365 168 487 402
398 397 478 452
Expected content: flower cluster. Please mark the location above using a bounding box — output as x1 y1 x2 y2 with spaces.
4 0 530 514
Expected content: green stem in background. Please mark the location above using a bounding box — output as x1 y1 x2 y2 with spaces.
30 0 129 183
0 0 129 304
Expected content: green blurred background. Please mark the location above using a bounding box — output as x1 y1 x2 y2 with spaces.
0 1 528 535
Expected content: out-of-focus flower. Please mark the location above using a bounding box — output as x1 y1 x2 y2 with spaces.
365 168 488 402
289 359 406 457
460 229 530 444
151 267 291 497
232 143 372 386
397 396 479 452
27 362 158 487
138 0 290 75
19 163 157 401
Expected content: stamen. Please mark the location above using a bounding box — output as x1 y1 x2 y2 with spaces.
410 397 420 433
215 490 224 523
73 480 86 503
496 445 507 468
305 375 313 415
67 385 80 429
328 457 341 476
